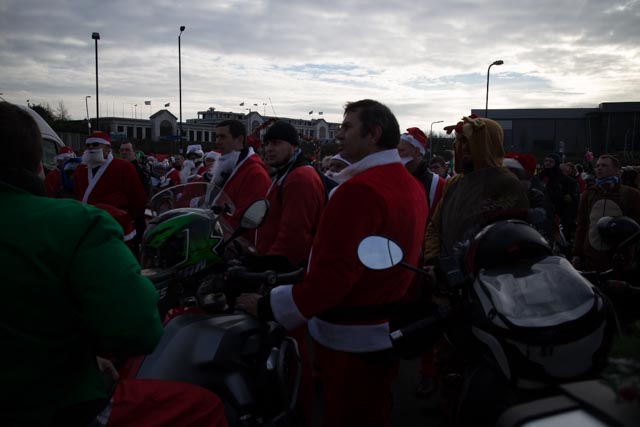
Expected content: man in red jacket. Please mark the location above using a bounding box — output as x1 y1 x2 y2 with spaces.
238 99 428 427
256 120 324 267
211 120 271 232
74 131 148 233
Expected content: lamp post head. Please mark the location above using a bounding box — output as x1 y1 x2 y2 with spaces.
180 25 185 33
86 95 91 99
492 60 504 66
92 32 100 40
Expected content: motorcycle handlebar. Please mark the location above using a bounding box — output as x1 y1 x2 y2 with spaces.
389 306 453 344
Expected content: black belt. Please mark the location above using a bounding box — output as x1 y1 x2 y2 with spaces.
317 301 401 324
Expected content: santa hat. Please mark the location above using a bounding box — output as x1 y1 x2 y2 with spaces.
56 146 75 161
86 131 111 146
400 127 427 155
205 151 220 161
331 153 351 166
504 152 537 175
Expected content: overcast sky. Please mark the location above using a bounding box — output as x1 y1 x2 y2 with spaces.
1 0 638 134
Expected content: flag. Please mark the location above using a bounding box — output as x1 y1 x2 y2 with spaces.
144 100 151 105
239 102 245 106
318 112 323 115
164 103 170 107
308 110 313 115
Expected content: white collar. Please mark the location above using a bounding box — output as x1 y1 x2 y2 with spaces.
331 149 401 183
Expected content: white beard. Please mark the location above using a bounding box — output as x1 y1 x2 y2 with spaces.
82 149 105 167
211 151 240 188
400 156 413 166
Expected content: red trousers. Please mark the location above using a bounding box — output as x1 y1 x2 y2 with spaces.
105 378 228 427
313 340 398 427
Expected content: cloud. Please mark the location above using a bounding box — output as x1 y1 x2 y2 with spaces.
0 0 638 133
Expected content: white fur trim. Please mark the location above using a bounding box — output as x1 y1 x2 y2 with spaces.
428 173 439 209
81 153 114 204
270 285 308 330
503 158 524 170
86 136 111 146
331 149 401 183
308 317 393 352
122 229 137 242
400 134 425 155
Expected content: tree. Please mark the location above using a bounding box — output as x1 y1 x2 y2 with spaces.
30 103 56 127
55 100 70 121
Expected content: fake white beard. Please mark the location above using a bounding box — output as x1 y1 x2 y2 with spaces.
180 160 197 184
211 151 240 188
82 149 106 167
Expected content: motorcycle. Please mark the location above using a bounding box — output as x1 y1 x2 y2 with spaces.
357 220 616 427
130 182 305 426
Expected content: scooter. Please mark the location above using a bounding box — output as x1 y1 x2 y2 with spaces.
130 183 305 426
357 220 615 427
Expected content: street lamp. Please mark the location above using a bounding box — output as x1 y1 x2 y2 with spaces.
85 95 92 134
485 60 503 118
134 104 138 119
429 120 444 158
178 25 185 154
92 32 100 129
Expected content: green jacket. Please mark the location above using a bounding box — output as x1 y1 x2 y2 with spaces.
0 181 163 426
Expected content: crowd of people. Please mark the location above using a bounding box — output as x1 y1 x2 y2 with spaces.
2 98 640 426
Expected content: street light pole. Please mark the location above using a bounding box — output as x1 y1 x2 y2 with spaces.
179 25 185 154
92 32 100 130
134 104 138 119
429 120 444 158
85 95 92 134
485 60 503 118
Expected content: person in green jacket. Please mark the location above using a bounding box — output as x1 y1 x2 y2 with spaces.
0 102 227 427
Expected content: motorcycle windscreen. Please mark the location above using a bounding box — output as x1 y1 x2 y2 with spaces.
475 256 596 328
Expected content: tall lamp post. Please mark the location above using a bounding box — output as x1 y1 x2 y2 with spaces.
85 95 92 134
485 60 503 118
92 32 100 130
178 25 185 154
429 120 444 158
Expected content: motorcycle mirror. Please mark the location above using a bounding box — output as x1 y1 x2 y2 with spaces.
239 199 269 230
357 236 404 270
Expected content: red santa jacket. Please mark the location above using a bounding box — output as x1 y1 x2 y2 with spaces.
74 156 148 222
256 163 325 267
44 169 61 198
269 150 429 352
212 148 271 230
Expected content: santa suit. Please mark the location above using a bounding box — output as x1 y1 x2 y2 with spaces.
74 156 148 224
265 150 428 427
212 148 270 231
44 168 62 198
256 158 325 267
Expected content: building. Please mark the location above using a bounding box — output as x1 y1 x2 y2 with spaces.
61 107 340 153
472 102 640 162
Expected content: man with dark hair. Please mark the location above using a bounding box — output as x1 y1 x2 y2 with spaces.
0 102 227 427
238 99 428 427
429 155 449 178
211 119 270 230
257 120 324 266
572 154 640 271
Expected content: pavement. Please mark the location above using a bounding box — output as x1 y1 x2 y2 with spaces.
311 358 444 427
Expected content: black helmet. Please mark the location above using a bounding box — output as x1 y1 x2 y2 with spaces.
597 216 640 248
465 220 552 274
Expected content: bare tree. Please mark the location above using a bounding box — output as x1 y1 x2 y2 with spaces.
55 100 70 121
